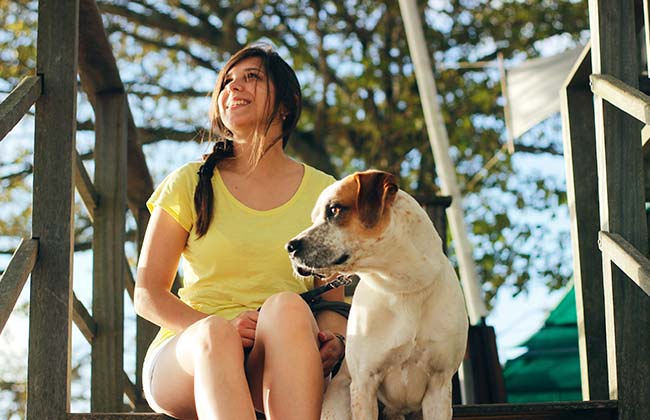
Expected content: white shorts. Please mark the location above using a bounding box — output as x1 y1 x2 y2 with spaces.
142 336 175 414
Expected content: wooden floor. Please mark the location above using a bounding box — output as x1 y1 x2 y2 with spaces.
67 400 617 420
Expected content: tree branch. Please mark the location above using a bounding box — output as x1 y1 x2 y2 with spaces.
98 1 222 46
104 22 216 71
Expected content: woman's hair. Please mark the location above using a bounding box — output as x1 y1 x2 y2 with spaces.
193 43 302 237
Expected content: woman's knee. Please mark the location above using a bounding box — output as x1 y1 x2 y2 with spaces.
258 292 317 336
181 315 243 361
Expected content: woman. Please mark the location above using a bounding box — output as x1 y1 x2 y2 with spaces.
134 43 347 420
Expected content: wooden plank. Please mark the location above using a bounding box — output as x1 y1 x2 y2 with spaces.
560 44 609 400
642 0 650 74
453 400 618 419
72 292 96 343
125 257 135 302
0 238 38 333
27 1 79 419
599 231 650 297
590 74 650 125
643 125 650 201
91 92 127 411
77 0 154 225
69 415 172 420
77 0 158 397
122 370 138 408
589 1 650 419
0 75 42 141
74 151 98 220
65 401 618 420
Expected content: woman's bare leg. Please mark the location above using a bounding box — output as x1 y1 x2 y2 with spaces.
246 292 324 420
148 315 257 420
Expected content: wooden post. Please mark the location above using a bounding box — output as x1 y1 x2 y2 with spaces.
27 0 79 418
560 43 609 400
589 1 650 419
92 92 127 411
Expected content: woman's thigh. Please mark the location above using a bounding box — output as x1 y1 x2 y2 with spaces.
147 335 198 420
147 315 246 419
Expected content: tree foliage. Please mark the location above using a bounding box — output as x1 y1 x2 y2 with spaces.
1 0 589 305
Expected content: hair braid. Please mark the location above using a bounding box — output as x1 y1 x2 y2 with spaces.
193 140 234 237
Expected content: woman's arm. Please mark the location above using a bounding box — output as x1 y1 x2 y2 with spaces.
134 207 208 332
314 277 348 376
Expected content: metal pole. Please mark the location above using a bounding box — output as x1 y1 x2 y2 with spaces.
398 0 488 324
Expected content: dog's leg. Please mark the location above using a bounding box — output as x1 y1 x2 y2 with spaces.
321 361 352 420
420 376 452 420
350 376 379 420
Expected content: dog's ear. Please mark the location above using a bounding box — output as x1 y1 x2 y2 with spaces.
355 170 399 228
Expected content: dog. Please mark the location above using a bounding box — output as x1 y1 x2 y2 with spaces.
286 170 469 420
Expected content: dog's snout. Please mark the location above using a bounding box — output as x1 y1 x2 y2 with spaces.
286 238 303 255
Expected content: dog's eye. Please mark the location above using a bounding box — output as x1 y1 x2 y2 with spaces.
326 204 343 219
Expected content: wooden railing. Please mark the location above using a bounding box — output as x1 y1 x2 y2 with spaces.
0 0 151 417
598 232 650 298
561 2 650 420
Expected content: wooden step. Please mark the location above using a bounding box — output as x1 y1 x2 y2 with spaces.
454 400 617 420
68 400 617 420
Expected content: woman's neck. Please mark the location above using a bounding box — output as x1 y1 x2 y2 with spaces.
221 139 297 177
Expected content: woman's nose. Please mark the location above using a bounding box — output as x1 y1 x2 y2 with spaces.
228 78 243 92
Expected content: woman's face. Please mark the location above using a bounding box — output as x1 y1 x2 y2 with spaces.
217 56 278 138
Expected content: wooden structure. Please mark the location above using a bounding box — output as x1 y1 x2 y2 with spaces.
561 2 650 420
0 0 646 419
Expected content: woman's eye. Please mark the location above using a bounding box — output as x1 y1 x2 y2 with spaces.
245 72 261 81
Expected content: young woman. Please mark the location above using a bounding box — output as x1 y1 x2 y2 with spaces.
134 43 347 420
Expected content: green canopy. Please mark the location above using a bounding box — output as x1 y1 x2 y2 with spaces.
502 286 582 402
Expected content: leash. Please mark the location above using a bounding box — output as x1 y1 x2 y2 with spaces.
256 274 358 311
299 274 359 304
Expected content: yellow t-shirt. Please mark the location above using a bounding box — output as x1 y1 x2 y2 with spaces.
145 161 336 351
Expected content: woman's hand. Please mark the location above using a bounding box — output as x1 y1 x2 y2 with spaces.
230 310 259 348
318 330 345 377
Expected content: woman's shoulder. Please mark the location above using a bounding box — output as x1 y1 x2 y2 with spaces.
303 163 337 187
168 161 202 179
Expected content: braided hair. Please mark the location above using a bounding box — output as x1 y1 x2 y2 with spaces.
193 43 302 237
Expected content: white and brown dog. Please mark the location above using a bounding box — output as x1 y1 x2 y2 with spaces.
287 170 468 420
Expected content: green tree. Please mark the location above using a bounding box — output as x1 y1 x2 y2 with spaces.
1 0 589 304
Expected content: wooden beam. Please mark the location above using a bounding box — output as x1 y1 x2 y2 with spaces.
590 74 650 125
560 43 609 400
68 415 171 420
72 292 96 343
125 258 135 302
589 1 650 419
0 238 38 333
453 400 618 419
599 232 650 297
122 370 138 408
27 1 79 419
77 0 158 394
91 92 127 411
0 75 42 141
77 0 154 226
74 150 98 220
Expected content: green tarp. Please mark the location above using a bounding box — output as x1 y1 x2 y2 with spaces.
502 286 582 402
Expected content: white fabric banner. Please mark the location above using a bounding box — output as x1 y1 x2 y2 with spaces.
506 46 583 139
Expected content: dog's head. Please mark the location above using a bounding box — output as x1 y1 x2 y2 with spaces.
286 170 399 277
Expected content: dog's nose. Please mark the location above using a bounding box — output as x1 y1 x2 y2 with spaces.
286 239 303 255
